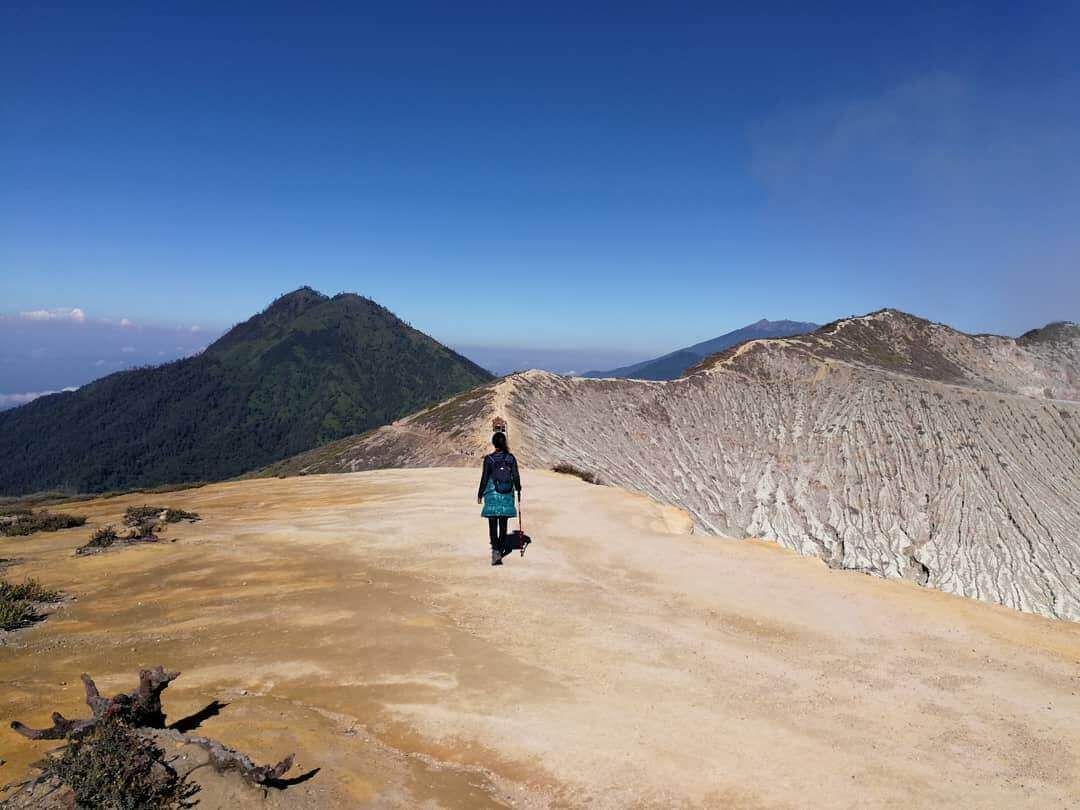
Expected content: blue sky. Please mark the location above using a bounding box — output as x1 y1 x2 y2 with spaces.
2 2 1079 391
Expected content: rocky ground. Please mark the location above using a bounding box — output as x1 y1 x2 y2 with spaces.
2 470 1079 807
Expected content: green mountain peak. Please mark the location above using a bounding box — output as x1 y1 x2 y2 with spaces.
0 289 492 495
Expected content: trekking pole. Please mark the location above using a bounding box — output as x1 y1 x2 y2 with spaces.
518 494 526 556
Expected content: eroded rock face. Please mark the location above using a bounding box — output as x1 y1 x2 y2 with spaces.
270 311 1080 621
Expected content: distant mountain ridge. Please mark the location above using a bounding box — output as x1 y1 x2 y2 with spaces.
0 288 492 495
583 318 819 380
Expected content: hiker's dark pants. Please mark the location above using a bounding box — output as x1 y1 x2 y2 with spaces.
488 517 509 549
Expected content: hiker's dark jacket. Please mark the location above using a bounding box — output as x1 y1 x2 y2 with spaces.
477 451 522 499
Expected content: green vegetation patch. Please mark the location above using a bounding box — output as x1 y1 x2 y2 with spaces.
0 577 62 603
0 510 87 537
0 597 37 631
0 577 63 631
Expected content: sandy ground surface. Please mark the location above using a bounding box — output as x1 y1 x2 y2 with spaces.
1 469 1079 808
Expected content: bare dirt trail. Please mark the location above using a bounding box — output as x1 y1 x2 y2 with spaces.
283 313 1080 621
1 469 1079 808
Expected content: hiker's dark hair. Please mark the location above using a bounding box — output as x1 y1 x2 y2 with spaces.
492 431 509 452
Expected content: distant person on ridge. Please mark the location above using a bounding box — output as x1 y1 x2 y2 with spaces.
477 431 522 566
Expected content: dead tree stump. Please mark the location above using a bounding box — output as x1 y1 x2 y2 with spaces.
10 666 296 787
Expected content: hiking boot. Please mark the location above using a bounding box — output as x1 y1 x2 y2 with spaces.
491 548 503 566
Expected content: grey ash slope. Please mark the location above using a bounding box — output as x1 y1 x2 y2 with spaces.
269 309 1080 621
583 318 818 380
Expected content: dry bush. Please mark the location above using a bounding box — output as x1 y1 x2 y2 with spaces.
40 715 197 809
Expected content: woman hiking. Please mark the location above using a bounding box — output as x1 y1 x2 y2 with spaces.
477 431 522 566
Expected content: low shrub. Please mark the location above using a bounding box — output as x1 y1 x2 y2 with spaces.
77 524 160 556
123 505 200 529
40 715 196 809
0 510 87 537
73 506 198 557
123 506 166 528
551 463 600 485
0 596 37 630
0 577 62 603
163 508 200 523
0 577 62 630
84 525 121 550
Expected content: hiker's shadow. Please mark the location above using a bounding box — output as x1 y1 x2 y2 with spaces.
169 700 229 733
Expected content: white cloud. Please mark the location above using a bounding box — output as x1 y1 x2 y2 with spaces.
20 307 86 322
120 318 133 327
0 387 78 410
121 346 136 353
93 359 106 367
190 324 202 332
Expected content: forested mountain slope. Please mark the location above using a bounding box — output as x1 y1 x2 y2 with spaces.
0 288 492 495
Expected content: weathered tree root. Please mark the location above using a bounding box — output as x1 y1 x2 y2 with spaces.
158 729 295 785
9 712 93 741
9 667 296 787
12 666 178 739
